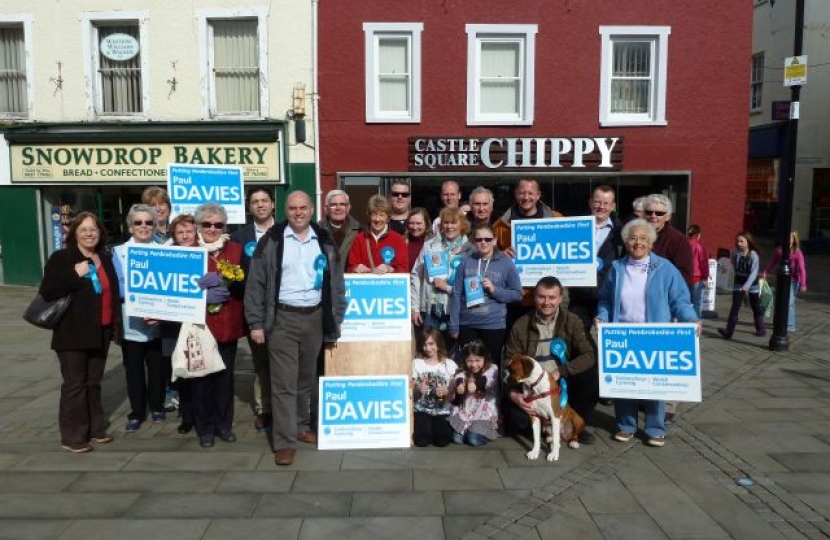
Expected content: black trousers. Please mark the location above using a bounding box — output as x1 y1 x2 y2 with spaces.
191 340 237 436
121 338 165 421
56 332 111 445
413 411 453 447
458 326 507 368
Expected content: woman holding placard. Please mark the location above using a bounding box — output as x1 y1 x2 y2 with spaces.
410 207 474 350
595 219 699 447
113 204 166 433
448 224 522 368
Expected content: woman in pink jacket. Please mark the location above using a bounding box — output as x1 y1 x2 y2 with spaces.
762 231 807 333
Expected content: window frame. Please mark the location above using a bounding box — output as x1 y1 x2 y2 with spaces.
465 24 537 126
0 15 34 119
363 22 423 124
197 8 269 120
81 11 149 119
750 52 764 112
599 25 671 127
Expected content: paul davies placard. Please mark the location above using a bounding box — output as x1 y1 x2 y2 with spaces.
124 245 208 324
318 376 411 450
598 323 701 402
167 164 245 224
512 217 596 287
340 274 411 342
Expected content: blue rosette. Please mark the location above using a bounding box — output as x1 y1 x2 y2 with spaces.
313 254 328 290
381 246 395 265
550 337 569 408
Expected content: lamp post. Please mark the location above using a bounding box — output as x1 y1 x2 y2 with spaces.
769 0 805 352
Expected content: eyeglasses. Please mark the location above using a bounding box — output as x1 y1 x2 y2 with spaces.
327 203 348 208
474 237 495 243
644 210 668 217
200 222 225 230
132 220 154 227
391 192 411 198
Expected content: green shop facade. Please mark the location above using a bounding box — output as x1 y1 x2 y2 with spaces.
0 121 311 286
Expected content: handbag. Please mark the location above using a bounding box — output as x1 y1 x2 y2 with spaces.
23 293 72 330
759 279 775 320
171 323 226 381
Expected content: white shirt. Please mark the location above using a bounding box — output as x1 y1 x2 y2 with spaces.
279 226 323 306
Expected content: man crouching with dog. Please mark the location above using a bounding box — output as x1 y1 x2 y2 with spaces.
503 276 599 445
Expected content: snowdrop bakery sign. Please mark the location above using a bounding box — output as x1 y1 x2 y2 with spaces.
408 136 623 171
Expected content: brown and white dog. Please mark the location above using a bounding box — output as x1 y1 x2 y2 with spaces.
505 354 586 462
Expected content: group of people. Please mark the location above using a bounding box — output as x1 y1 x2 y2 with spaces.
38 176 805 461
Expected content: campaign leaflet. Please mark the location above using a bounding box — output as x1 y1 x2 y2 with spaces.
340 274 411 342
424 250 449 282
318 375 411 450
464 276 485 307
125 244 208 324
598 323 701 402
167 163 245 224
512 216 596 287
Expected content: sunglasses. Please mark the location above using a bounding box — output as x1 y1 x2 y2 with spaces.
644 210 667 217
132 220 154 227
200 222 225 230
391 192 411 198
474 237 495 243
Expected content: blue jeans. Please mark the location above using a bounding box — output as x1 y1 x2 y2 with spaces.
788 281 798 332
452 430 488 447
690 281 705 318
615 399 666 438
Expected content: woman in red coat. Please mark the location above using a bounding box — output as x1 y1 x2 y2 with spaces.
193 203 246 448
348 194 408 274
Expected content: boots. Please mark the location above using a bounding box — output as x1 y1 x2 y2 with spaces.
754 315 767 337
718 315 737 339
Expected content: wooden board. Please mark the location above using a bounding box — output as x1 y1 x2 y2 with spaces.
325 340 413 377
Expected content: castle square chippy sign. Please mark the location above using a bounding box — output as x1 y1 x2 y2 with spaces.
408 136 623 172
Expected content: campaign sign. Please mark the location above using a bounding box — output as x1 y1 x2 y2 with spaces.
512 217 596 287
167 163 245 224
701 259 717 313
341 274 411 342
318 375 411 450
425 250 449 282
125 245 208 324
598 323 701 402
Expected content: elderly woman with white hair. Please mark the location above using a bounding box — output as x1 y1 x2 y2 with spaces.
595 219 699 448
191 202 246 448
113 204 166 433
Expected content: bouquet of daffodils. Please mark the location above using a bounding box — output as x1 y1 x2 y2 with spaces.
208 259 245 313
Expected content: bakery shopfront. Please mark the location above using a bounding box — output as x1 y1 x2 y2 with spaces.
0 121 288 285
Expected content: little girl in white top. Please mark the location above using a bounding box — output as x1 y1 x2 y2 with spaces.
411 327 458 447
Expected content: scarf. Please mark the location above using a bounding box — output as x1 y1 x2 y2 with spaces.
198 232 230 253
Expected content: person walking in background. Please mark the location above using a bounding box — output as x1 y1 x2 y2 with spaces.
596 219 699 447
405 208 432 272
687 224 710 319
719 231 765 339
39 212 121 453
762 230 808 333
113 204 166 433
411 327 458 447
231 188 276 434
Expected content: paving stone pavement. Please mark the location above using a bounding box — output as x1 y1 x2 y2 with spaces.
1 248 829 539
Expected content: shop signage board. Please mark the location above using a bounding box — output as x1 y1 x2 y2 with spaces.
124 244 208 324
598 323 701 402
318 375 411 450
512 216 596 287
408 136 623 172
167 164 245 224
9 141 283 184
99 33 140 61
339 274 411 342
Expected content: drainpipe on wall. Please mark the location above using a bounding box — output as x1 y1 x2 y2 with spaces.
312 0 322 218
